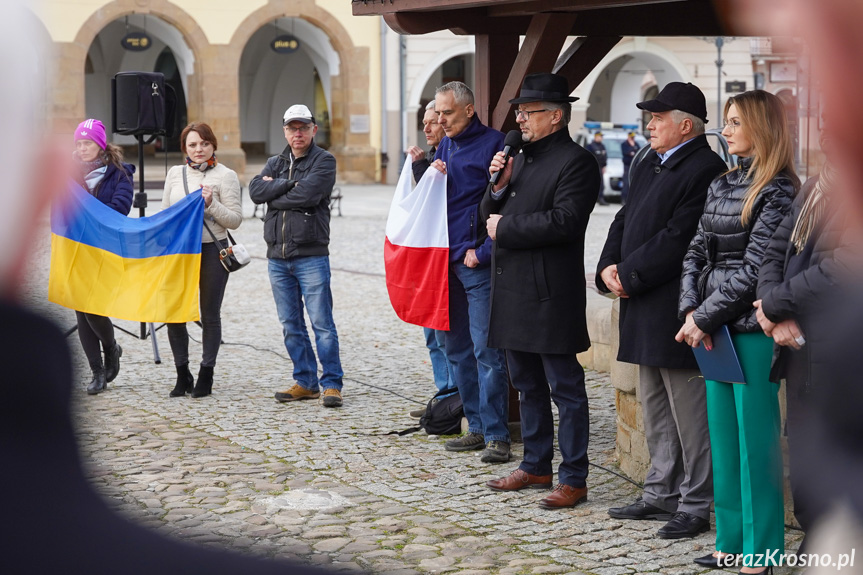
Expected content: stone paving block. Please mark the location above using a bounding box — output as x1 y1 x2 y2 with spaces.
420 556 459 570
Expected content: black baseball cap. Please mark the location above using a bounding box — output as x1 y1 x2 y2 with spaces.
636 82 708 123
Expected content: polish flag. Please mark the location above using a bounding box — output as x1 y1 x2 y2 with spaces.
384 157 449 330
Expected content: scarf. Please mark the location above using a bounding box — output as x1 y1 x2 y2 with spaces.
83 166 107 195
75 155 107 195
790 162 834 254
186 154 218 172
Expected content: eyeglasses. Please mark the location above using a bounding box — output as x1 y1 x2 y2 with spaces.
514 109 550 120
722 119 741 133
284 124 313 134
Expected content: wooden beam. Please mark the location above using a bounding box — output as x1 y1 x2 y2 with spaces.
362 0 727 37
487 0 677 17
352 0 676 16
553 36 623 93
384 10 526 35
490 12 577 131
475 34 519 127
569 0 725 35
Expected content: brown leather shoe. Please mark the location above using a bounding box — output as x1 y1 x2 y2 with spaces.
486 469 552 492
539 484 588 509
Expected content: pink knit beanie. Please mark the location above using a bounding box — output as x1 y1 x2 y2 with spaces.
75 119 107 150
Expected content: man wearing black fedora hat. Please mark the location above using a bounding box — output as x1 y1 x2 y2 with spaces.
597 82 726 538
481 73 600 509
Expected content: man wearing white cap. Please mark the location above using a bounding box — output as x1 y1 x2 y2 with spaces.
250 104 344 408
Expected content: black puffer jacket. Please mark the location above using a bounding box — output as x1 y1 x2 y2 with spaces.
679 158 796 334
757 176 847 383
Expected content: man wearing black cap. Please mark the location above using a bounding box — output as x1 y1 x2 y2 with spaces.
596 82 726 537
481 73 600 509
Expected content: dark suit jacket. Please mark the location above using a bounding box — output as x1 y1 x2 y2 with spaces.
480 128 600 354
596 135 726 369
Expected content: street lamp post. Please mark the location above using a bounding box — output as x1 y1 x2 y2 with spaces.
715 37 724 127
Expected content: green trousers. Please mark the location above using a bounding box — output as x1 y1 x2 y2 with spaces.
705 331 784 566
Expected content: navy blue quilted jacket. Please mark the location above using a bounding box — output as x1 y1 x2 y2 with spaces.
434 116 504 264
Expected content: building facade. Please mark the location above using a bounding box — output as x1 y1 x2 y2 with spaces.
33 0 379 182
31 2 812 184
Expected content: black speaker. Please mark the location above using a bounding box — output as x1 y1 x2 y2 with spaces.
112 71 175 136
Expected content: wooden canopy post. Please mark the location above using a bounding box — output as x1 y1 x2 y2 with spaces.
490 13 577 132
474 34 519 129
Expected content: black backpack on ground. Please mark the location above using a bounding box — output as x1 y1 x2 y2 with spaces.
397 388 463 436
419 388 463 435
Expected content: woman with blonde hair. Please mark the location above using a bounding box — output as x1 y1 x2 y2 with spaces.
72 119 134 395
676 90 799 574
162 122 242 398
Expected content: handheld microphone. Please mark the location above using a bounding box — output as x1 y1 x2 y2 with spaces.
489 129 524 186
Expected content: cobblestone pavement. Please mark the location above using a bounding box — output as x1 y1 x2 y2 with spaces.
22 185 801 574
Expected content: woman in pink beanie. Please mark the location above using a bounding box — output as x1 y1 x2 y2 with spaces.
73 118 135 395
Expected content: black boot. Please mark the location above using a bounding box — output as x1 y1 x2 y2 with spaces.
191 366 213 398
86 365 107 395
104 342 122 383
170 364 194 397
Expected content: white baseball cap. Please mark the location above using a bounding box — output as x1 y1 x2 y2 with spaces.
283 104 315 125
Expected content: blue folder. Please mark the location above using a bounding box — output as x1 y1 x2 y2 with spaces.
692 325 747 384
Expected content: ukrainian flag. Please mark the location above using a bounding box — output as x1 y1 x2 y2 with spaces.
49 182 204 323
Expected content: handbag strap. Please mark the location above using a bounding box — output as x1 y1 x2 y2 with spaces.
182 165 234 248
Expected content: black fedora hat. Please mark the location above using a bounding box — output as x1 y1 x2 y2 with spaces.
509 73 578 104
636 82 708 123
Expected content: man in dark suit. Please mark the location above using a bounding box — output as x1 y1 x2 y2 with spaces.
481 73 600 509
596 82 727 538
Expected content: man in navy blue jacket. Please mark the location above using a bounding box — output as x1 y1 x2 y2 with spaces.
430 81 511 463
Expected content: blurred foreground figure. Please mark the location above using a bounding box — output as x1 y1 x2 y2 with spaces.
724 0 863 567
0 3 328 573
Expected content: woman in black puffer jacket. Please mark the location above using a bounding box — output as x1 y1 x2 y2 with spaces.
676 90 798 574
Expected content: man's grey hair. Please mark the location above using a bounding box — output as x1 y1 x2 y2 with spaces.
436 81 475 107
425 100 436 112
544 101 572 125
671 110 705 135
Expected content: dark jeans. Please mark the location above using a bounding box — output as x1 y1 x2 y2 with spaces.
507 349 589 488
75 311 115 369
168 242 229 368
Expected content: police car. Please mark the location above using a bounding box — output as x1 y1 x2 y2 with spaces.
574 122 647 203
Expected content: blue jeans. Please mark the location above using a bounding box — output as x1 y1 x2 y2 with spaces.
443 262 509 443
268 256 343 391
424 327 455 393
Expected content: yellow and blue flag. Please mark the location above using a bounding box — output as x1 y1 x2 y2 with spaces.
49 182 204 323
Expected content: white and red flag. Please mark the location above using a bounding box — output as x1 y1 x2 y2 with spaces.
384 158 450 330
